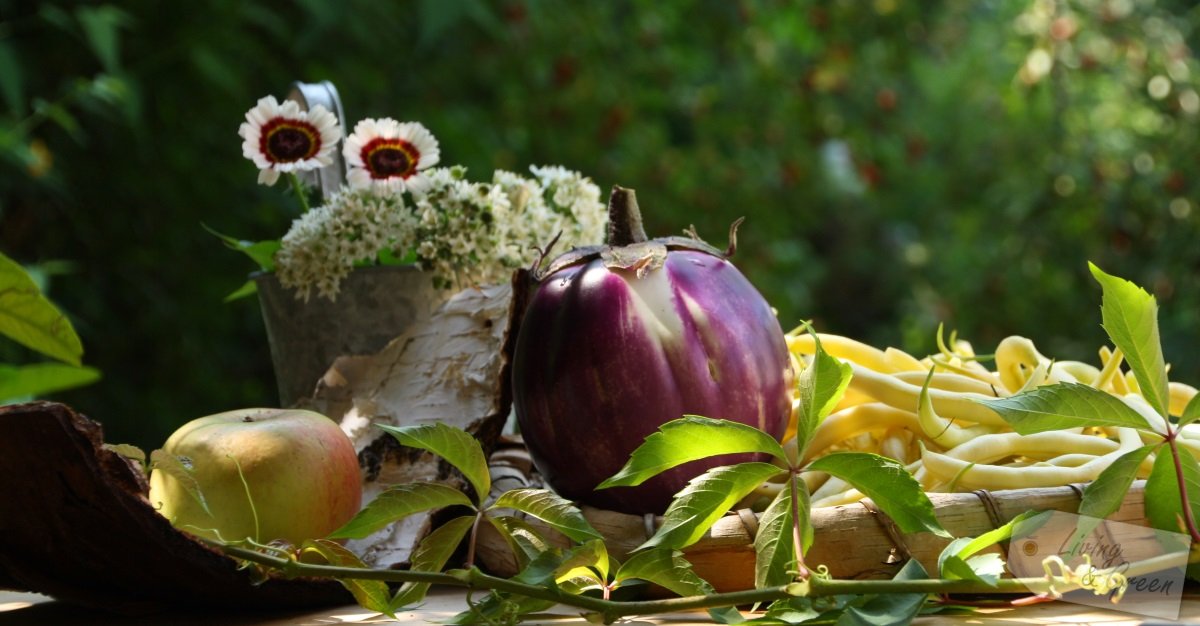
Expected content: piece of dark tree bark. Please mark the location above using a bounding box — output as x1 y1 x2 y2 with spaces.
0 401 350 614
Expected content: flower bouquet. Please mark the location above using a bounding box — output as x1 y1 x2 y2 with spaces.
223 91 607 406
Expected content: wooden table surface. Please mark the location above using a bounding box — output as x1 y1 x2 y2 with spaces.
3 587 1197 625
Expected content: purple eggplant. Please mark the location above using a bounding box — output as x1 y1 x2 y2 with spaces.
512 186 793 514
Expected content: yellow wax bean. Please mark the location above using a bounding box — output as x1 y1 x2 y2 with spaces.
921 428 1142 491
847 362 1009 426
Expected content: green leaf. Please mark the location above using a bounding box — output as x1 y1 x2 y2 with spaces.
599 416 787 489
554 538 610 587
1089 263 1171 419
0 251 85 365
486 515 552 570
640 462 783 550
223 280 258 302
977 382 1157 435
836 559 929 626
301 538 394 617
378 422 491 504
944 510 1046 565
939 553 1003 586
795 330 854 456
808 452 951 538
389 515 474 609
754 477 813 589
103 443 146 466
615 548 743 624
1180 393 1200 429
202 223 280 271
489 488 601 543
149 450 211 517
1079 444 1157 520
75 5 130 73
1144 444 1200 536
0 363 100 402
327 483 473 540
0 41 24 117
445 591 556 625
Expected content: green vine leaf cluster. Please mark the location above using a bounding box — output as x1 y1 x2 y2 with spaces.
978 263 1200 555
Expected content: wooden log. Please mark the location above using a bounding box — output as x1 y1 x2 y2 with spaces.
0 402 349 613
477 480 1150 592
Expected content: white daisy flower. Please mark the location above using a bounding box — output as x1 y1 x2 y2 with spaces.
238 96 341 186
343 118 440 196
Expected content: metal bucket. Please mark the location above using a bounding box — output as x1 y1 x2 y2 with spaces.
254 265 438 406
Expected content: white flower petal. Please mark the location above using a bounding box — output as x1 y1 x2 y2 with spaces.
258 168 281 186
347 168 372 190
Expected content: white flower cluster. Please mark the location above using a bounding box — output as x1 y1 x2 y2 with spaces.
275 165 606 301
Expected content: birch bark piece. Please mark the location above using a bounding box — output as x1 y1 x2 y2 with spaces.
304 273 530 569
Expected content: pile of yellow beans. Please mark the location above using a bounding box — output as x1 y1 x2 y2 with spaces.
783 328 1199 508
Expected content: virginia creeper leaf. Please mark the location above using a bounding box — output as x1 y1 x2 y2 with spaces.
1144 444 1200 537
487 515 552 570
327 482 473 540
1089 262 1171 419
1079 444 1157 520
837 559 929 626
148 449 211 517
301 538 394 617
445 592 556 625
615 548 743 624
0 362 100 401
754 477 813 589
443 550 565 624
599 416 787 489
489 488 601 543
640 462 784 550
202 223 280 271
808 452 951 538
1180 393 1200 429
554 538 610 589
977 382 1156 434
103 443 146 466
223 280 258 302
389 515 475 609
795 329 853 456
378 422 491 503
944 510 1045 566
0 251 84 365
940 553 1004 587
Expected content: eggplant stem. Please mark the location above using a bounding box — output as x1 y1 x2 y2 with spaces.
607 186 649 246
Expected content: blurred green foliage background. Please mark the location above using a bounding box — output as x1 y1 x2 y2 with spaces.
2 0 1198 450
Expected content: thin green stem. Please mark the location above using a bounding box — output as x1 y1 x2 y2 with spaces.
288 172 311 213
1167 435 1200 544
212 539 1188 622
788 469 810 579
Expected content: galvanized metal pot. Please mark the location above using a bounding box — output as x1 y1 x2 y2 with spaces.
254 265 438 406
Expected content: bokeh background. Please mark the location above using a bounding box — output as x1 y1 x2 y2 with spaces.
2 0 1198 450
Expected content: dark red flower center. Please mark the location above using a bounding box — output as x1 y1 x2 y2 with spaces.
361 138 420 179
260 118 321 163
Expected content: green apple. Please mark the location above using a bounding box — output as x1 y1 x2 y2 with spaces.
148 408 362 545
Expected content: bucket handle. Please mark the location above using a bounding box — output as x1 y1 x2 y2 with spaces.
285 80 347 200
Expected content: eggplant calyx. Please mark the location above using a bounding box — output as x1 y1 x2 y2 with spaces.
531 186 732 280
601 241 667 277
